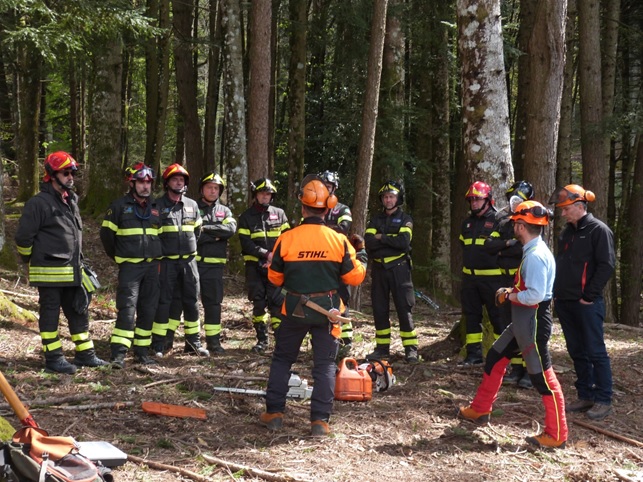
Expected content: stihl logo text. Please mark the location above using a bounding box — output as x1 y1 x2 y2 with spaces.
297 251 328 259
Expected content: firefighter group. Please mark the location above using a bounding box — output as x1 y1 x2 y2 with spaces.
15 151 615 445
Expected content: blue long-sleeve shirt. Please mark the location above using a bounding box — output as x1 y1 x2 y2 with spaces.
515 236 555 306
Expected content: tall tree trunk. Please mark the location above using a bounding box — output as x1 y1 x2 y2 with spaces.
247 0 272 181
15 45 42 201
204 0 223 170
512 0 538 180
0 57 14 161
173 0 204 198
619 135 643 327
457 0 514 195
221 0 248 214
373 0 406 188
352 0 388 237
69 58 80 160
285 0 307 220
521 0 567 202
554 0 577 250
578 0 606 219
145 0 171 177
84 38 124 216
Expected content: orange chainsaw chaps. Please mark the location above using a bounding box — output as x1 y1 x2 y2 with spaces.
141 401 207 420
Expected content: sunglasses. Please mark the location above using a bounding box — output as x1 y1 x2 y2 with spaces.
59 170 76 177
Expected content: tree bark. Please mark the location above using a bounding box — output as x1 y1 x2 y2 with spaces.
457 0 514 197
173 0 204 198
145 0 171 177
511 0 537 181
221 0 248 214
521 0 567 203
619 135 643 327
285 0 307 220
352 0 388 238
15 44 42 201
247 0 272 181
577 0 606 219
204 0 223 171
84 38 124 216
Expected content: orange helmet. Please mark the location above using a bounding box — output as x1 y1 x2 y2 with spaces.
299 174 338 209
43 151 78 182
548 184 595 207
162 163 189 186
511 200 550 226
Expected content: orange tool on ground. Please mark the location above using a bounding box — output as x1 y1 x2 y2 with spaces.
141 401 207 420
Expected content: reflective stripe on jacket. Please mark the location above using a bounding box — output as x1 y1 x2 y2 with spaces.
196 198 237 265
15 182 82 287
364 207 413 269
157 193 202 258
100 193 163 263
238 203 290 263
459 208 502 275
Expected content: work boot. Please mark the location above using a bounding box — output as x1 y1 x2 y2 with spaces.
525 432 566 449
404 346 420 364
517 371 533 389
457 405 491 425
502 364 524 385
133 347 158 366
458 344 483 366
73 349 108 368
259 412 284 431
184 335 209 356
110 354 126 370
566 399 594 413
44 351 77 375
586 403 612 421
206 335 226 354
164 329 175 353
365 345 390 360
310 420 330 437
252 323 269 354
151 336 165 358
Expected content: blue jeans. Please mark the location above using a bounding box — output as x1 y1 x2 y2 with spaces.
265 318 339 422
556 298 612 404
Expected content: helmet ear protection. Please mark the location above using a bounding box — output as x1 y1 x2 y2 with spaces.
299 175 338 209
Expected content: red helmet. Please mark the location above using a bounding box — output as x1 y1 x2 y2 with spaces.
126 162 155 182
162 163 190 187
511 200 550 226
548 184 595 207
43 151 78 182
465 181 493 201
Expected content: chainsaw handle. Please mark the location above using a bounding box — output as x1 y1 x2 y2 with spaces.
0 370 37 427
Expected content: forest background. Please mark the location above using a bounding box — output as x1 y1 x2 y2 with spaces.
0 0 641 326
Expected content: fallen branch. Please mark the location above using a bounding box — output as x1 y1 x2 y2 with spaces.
0 289 38 299
126 454 212 482
142 378 182 389
573 419 643 448
202 453 309 482
38 402 135 411
0 394 95 410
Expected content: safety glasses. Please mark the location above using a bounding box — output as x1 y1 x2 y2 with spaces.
59 169 76 177
514 205 549 218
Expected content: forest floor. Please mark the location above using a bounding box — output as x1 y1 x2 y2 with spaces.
1 212 643 482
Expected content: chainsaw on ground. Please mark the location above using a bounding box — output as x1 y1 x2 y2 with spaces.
213 373 313 400
414 289 440 310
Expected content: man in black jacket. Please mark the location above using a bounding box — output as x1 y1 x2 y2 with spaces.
238 178 290 353
364 181 418 364
458 181 505 366
15 151 106 374
195 172 237 353
100 163 162 368
549 184 616 421
151 164 206 357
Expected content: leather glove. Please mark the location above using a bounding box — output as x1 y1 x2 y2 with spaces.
350 233 365 251
495 287 512 307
